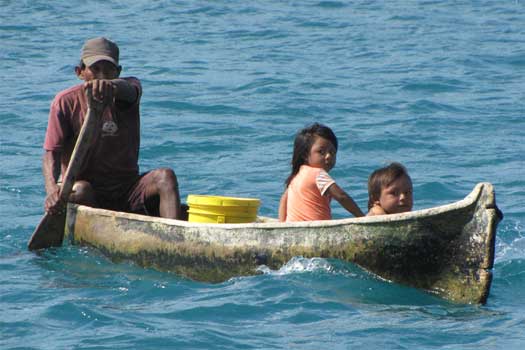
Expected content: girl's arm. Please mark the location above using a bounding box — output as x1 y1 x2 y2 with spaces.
278 189 288 222
327 183 365 217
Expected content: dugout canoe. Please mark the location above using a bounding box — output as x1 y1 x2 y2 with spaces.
64 182 501 304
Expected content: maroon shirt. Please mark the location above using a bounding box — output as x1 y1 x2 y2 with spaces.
44 77 142 194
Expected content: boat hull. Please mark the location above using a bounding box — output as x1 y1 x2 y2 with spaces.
64 182 500 304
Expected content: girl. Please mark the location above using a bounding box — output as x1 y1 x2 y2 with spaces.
367 162 413 216
278 123 364 222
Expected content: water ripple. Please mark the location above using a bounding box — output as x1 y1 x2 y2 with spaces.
1 0 525 348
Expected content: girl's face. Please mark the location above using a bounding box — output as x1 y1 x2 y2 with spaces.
307 136 336 172
376 175 413 214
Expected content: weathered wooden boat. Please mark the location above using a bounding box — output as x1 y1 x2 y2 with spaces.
64 182 501 304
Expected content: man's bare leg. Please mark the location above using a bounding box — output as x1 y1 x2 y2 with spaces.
69 180 98 207
143 168 181 219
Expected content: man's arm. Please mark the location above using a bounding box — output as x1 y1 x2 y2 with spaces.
43 150 62 214
326 183 365 217
112 78 138 103
85 78 138 105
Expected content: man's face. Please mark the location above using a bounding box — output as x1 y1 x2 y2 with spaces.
78 60 120 81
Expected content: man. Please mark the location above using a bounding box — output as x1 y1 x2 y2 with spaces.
43 37 182 219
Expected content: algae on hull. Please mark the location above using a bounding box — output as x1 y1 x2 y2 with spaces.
65 183 500 304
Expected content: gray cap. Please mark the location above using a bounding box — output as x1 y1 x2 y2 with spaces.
81 37 119 67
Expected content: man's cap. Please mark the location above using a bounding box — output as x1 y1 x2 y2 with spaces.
81 37 119 67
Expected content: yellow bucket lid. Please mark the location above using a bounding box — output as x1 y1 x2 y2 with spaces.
187 195 260 207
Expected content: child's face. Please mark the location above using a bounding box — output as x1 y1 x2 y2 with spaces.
376 175 413 214
307 136 336 172
77 60 120 81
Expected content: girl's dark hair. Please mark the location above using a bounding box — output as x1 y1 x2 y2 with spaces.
285 123 338 187
367 162 411 209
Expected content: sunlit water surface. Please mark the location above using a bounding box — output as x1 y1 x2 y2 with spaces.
1 1 524 349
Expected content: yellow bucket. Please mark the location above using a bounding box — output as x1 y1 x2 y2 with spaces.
186 195 260 224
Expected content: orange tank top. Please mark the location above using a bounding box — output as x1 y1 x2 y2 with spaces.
286 165 335 222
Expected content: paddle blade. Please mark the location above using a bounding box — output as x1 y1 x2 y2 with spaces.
27 212 66 250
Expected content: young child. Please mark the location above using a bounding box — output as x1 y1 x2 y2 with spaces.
367 162 413 216
278 123 364 222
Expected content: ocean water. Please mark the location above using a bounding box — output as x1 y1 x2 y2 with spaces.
1 1 524 349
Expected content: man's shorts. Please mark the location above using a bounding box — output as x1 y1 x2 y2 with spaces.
92 172 188 219
94 172 160 216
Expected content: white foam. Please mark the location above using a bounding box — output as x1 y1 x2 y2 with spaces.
256 256 334 276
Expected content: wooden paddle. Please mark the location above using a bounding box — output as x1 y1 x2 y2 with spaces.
28 88 104 250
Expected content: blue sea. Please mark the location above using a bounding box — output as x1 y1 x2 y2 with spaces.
1 1 524 349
